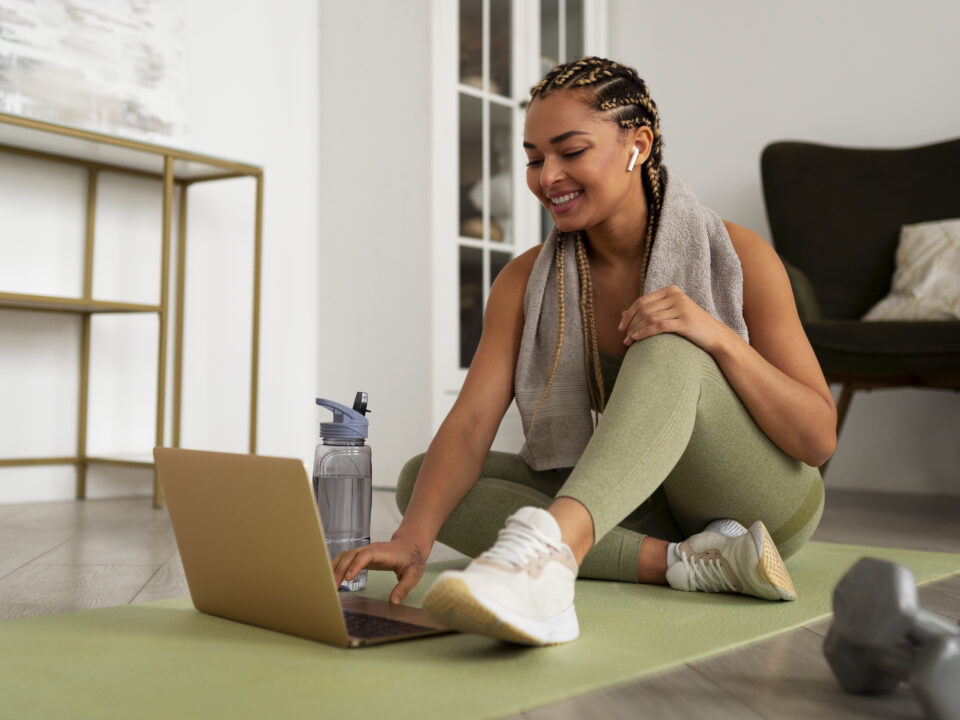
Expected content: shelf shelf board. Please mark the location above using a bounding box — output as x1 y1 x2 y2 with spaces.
0 456 79 468
0 454 155 469
85 454 155 469
0 111 261 181
0 292 161 314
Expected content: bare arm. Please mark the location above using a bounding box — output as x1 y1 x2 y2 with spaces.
711 221 837 467
391 249 535 550
333 246 539 601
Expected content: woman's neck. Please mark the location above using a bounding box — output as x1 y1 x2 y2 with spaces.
583 184 650 269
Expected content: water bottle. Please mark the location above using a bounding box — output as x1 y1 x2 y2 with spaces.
313 392 372 591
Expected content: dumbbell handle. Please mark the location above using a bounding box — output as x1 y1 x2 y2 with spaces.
908 609 960 644
866 613 959 679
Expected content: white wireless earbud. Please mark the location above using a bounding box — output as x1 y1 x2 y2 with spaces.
627 146 640 172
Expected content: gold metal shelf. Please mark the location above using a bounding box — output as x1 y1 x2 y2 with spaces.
0 457 79 468
86 454 155 469
0 454 154 470
0 111 260 182
0 111 264 507
0 292 161 314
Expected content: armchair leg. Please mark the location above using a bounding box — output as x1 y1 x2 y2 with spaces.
819 383 856 477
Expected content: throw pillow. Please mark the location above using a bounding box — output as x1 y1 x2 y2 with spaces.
863 218 960 320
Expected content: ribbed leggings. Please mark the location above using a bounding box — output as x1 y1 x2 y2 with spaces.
396 333 824 582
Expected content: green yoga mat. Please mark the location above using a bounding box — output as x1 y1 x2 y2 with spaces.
2 542 959 720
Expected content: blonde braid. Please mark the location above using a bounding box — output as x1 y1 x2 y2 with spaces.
529 233 566 431
574 235 606 415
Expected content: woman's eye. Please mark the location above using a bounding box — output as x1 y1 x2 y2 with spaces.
526 158 543 167
563 149 586 160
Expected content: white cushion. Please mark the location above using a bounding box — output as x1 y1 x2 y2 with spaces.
863 218 960 321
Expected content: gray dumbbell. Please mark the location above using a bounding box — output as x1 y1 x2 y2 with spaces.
823 557 960 720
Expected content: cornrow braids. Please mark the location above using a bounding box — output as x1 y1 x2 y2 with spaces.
529 57 666 416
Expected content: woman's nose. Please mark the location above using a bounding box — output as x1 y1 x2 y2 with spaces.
540 156 564 189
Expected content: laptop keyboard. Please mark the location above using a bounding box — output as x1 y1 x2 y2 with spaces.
342 609 436 639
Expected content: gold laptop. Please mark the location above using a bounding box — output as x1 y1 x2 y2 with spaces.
153 447 451 648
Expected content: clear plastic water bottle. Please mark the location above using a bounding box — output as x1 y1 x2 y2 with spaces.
313 392 372 591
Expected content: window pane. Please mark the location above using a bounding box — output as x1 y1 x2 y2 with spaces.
489 0 512 98
459 246 483 367
490 250 512 288
459 94 483 239
489 103 513 245
540 0 559 71
459 0 483 90
565 0 584 62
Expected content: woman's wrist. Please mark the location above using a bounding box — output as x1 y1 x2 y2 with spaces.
706 318 741 360
390 523 435 555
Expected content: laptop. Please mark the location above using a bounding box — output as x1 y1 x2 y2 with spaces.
153 447 452 648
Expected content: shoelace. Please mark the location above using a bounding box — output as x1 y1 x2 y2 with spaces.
679 551 737 593
480 521 559 568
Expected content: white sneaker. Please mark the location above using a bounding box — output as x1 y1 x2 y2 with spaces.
665 520 797 601
422 507 580 645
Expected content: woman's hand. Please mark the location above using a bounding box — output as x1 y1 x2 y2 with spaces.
618 284 730 353
332 539 428 604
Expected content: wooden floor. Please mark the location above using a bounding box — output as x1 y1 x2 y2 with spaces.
1 488 958 719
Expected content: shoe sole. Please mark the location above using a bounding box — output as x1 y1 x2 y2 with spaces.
751 521 797 601
423 575 579 646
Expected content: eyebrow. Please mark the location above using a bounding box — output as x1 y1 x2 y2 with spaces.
522 130 589 150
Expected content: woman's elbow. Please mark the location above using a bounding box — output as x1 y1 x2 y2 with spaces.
803 427 837 469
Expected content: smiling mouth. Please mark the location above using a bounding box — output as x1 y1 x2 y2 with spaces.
550 190 583 205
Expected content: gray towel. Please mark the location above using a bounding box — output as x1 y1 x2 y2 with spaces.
515 167 749 471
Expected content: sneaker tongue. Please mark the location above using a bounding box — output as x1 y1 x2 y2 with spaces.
507 507 562 543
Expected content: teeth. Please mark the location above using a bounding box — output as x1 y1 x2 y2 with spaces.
550 191 582 205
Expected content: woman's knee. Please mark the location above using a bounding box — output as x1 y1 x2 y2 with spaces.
625 332 707 370
395 452 426 515
614 333 712 400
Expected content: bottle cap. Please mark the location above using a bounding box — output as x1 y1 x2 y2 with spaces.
316 392 370 440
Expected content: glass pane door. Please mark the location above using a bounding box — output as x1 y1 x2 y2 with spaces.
457 0 518 368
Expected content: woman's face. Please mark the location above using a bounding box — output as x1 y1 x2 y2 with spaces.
523 91 647 235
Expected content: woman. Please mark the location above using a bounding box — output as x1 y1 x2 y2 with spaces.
333 57 836 646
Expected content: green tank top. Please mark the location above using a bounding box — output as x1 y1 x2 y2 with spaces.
591 349 623 411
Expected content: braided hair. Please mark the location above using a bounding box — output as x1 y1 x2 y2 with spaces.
528 57 665 423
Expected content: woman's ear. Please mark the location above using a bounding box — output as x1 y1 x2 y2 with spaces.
633 126 654 165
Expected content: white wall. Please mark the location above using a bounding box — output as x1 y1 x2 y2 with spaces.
609 0 960 493
0 0 321 502
318 0 434 489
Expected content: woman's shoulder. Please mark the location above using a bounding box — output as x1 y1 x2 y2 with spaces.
722 219 787 281
489 244 543 301
722 219 773 260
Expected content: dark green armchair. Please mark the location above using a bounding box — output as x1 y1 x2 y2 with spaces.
760 138 960 475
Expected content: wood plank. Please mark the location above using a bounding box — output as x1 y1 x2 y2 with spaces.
132 552 188 603
29 504 177 566
690 626 923 719
523 664 765 720
0 500 103 578
0 564 158 620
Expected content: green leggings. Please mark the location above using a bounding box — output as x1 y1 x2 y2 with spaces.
396 333 824 583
